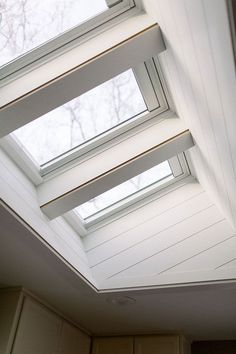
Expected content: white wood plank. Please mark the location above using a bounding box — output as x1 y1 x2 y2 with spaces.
203 0 236 174
218 258 236 270
184 0 236 224
170 0 232 223
84 181 203 250
0 148 93 282
0 151 87 264
147 0 215 217
91 205 225 280
109 219 234 279
154 267 236 287
164 236 236 274
87 192 213 266
143 0 236 229
0 170 88 269
149 0 221 221
99 265 236 290
202 0 236 218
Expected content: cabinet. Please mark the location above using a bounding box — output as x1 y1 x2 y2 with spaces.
0 291 21 354
92 335 190 354
58 321 91 354
12 297 61 354
135 335 179 354
0 289 91 354
0 289 190 354
92 336 133 354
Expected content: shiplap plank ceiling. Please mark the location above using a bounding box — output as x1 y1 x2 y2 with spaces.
88 186 235 289
0 0 236 295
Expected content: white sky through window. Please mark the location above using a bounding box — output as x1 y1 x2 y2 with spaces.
76 161 173 220
13 69 147 165
0 0 108 67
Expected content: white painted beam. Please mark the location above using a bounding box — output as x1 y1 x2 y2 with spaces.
0 24 165 138
38 118 194 219
0 13 155 106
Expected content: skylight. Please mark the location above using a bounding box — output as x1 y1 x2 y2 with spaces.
0 0 108 68
76 161 172 220
13 69 146 165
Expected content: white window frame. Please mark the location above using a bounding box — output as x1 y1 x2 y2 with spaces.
0 24 164 137
0 55 174 182
79 154 188 223
39 57 173 176
0 0 139 83
38 121 193 220
65 153 191 234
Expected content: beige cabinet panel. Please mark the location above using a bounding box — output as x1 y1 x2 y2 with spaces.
92 336 133 354
0 290 22 354
134 335 180 354
58 321 91 354
179 336 191 354
12 297 61 354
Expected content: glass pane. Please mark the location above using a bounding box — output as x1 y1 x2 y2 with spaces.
0 0 108 67
76 161 172 219
13 69 146 165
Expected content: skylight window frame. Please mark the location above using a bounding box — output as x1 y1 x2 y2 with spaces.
0 56 173 186
0 24 164 137
0 0 139 84
0 3 196 253
65 153 190 233
77 157 180 220
38 125 193 220
37 57 172 176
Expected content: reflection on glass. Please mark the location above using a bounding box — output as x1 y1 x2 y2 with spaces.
76 161 172 219
13 69 146 165
0 0 108 67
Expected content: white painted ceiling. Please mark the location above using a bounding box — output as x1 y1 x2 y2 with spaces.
0 0 236 341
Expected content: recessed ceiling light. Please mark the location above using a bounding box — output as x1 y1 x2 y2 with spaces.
106 295 136 306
